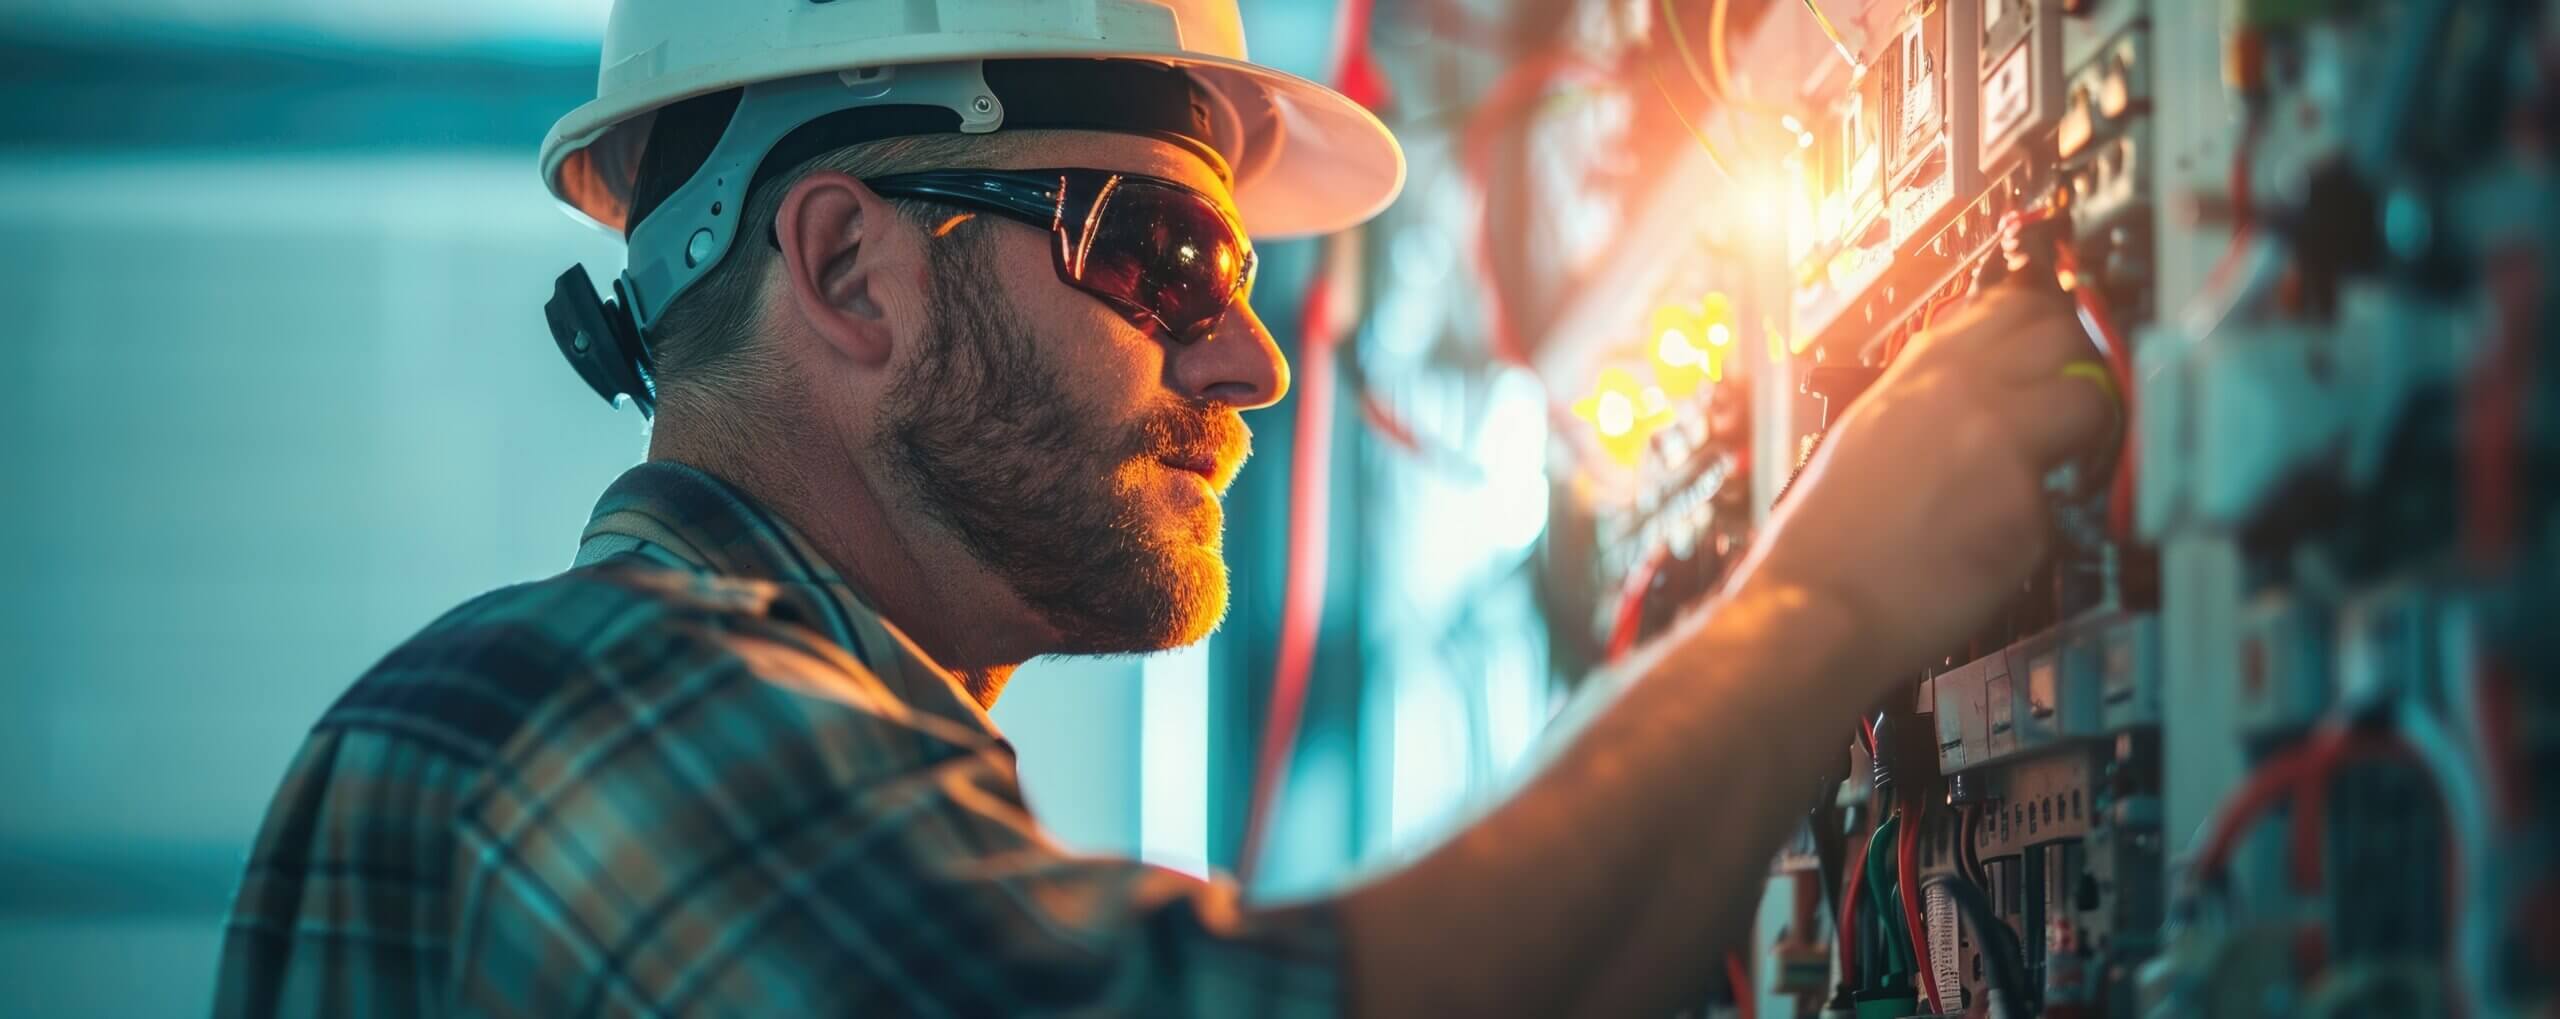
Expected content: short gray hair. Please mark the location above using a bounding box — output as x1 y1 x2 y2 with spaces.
644 130 1040 420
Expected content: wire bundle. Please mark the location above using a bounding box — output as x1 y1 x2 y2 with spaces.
2183 716 2494 1009
1926 873 2033 1019
1924 882 1963 1014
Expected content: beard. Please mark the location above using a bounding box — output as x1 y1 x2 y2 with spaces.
876 229 1247 653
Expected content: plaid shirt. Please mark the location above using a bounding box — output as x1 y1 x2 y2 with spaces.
216 461 1342 1017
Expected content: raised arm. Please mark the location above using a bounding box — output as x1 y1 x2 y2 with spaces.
1332 285 2111 1017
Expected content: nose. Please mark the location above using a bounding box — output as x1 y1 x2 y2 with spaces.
1168 298 1290 410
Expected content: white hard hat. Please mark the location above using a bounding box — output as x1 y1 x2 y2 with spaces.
537 0 1405 418
539 0 1406 241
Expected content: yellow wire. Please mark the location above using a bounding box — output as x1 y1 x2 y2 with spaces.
1708 0 1738 101
2061 360 2123 418
1660 0 1793 119
1655 0 1792 170
1701 0 1776 168
1645 58 1736 179
1800 0 1863 71
1656 0 1721 107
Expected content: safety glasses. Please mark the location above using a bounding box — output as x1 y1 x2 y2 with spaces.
861 168 1257 344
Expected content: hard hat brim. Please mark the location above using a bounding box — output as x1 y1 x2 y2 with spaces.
540 49 1405 240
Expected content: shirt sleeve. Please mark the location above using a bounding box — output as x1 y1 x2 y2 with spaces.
447 636 1344 1018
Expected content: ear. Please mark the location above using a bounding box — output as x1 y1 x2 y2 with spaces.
775 170 901 368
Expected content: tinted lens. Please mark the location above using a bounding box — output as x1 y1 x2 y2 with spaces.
1067 177 1253 341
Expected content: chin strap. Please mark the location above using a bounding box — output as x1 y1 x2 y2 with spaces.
544 264 656 417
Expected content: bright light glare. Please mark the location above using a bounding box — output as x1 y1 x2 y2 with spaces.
1641 386 1668 415
1798 132 1817 149
1389 657 1472 844
1781 113 1806 134
1656 327 1697 366
1139 641 1210 878
1706 322 1732 347
1473 368 1551 553
1596 391 1636 437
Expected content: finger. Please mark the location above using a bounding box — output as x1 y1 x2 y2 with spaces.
1926 281 2097 383
1960 278 2075 330
1906 285 2078 365
1987 304 2105 385
1994 366 2119 470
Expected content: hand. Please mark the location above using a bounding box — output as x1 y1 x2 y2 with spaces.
1722 283 2114 685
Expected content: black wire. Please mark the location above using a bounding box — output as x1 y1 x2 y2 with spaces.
1957 801 1989 890
1923 873 2033 1019
1811 796 1849 991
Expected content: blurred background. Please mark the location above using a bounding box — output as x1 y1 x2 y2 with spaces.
0 0 1576 1013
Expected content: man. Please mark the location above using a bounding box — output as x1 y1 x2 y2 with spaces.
217 1 2109 1015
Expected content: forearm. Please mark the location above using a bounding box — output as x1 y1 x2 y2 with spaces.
1329 582 1882 1018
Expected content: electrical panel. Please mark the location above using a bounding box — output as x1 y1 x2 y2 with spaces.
1542 0 2560 1016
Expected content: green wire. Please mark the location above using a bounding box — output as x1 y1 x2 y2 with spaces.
1864 814 1911 984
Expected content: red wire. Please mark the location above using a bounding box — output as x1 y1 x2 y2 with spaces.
2462 247 2536 827
2193 726 2442 893
1356 391 1425 454
2188 91 2263 341
1605 546 1671 663
2043 234 2139 541
1325 0 1393 112
1838 814 1869 989
2192 726 2465 995
1234 0 1387 888
1726 952 1757 1019
1235 254 1344 885
1989 207 2141 541
2181 737 2324 880
2281 730 2426 893
1895 802 1940 1011
2480 657 2530 825
2191 746 2317 883
2466 246 2539 570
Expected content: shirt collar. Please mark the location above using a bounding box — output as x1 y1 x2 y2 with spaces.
574 460 1003 743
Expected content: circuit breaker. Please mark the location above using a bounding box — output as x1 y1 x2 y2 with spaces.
1546 0 2560 1016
